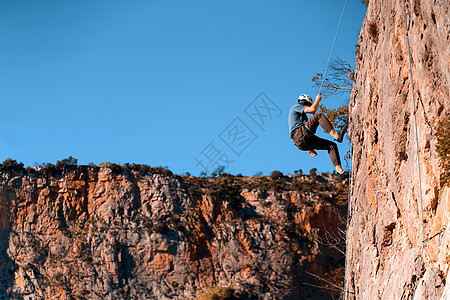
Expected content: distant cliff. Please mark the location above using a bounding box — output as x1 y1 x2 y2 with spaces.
0 163 348 299
346 0 449 299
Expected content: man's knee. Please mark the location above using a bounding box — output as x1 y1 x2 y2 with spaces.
312 112 325 121
315 112 325 118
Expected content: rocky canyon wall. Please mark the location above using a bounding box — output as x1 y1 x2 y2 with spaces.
346 0 449 299
0 164 348 299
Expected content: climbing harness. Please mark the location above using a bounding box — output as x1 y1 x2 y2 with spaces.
319 0 348 94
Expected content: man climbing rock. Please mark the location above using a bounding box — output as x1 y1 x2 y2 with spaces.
289 93 349 178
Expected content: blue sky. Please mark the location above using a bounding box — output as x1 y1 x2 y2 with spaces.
0 0 366 176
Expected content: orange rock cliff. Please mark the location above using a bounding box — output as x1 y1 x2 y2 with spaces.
0 164 348 299
345 0 449 299
0 1 448 299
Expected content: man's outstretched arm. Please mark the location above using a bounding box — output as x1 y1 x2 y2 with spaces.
304 93 322 114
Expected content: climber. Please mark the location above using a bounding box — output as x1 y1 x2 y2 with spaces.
289 93 349 178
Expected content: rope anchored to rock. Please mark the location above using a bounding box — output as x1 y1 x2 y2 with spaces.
401 0 426 299
413 90 435 135
423 226 446 244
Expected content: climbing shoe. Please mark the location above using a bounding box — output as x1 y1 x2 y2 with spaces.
335 123 348 143
339 171 349 181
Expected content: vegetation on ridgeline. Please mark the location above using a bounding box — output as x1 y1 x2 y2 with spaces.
0 157 344 192
0 157 349 298
0 158 24 172
183 169 346 196
0 158 173 177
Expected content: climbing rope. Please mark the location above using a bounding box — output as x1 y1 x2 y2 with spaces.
315 0 351 298
342 94 354 300
401 0 425 299
341 2 444 299
319 0 348 95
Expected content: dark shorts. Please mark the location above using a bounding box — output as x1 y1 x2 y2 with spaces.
291 124 341 167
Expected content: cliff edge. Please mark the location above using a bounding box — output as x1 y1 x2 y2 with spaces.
346 0 449 299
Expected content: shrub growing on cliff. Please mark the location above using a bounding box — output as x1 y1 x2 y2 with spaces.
319 105 349 132
368 21 378 43
436 113 450 185
56 156 78 171
150 223 170 235
39 157 80 175
312 58 354 99
271 170 284 180
397 130 408 163
355 44 362 60
42 163 57 174
312 58 354 138
212 165 225 177
150 166 173 176
122 163 173 176
0 158 24 172
294 169 303 176
266 179 289 192
124 163 151 173
107 163 123 174
414 0 421 16
197 286 235 300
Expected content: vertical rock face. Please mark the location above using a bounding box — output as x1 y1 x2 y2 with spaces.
347 0 449 299
0 165 348 299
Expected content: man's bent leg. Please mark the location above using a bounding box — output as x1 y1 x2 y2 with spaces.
309 135 341 167
304 113 334 134
335 165 345 174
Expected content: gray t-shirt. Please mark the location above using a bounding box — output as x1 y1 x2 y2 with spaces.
288 103 308 137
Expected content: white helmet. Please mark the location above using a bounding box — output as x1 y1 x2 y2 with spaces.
298 94 313 106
